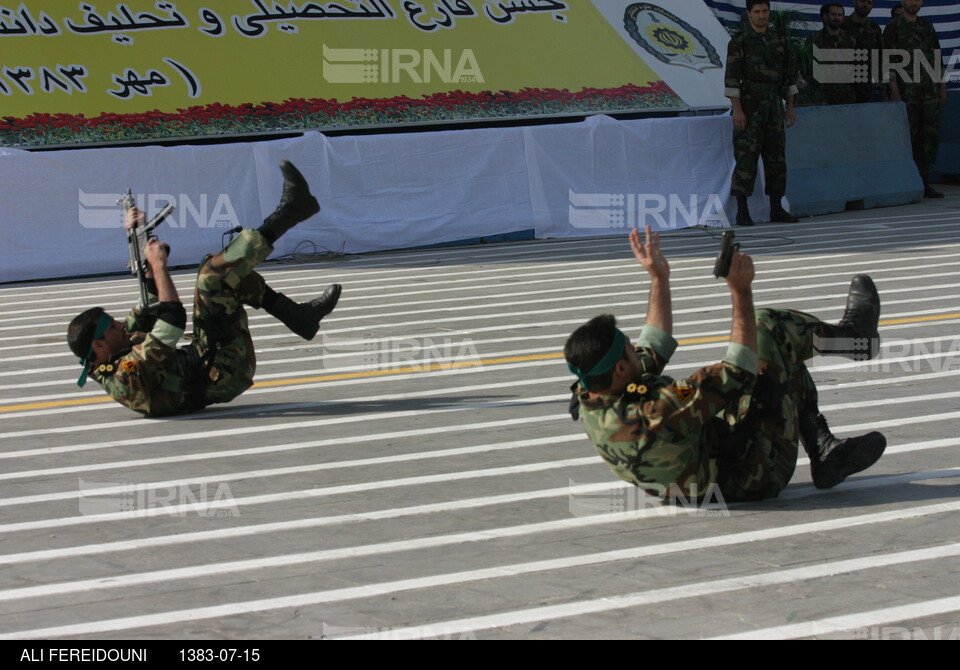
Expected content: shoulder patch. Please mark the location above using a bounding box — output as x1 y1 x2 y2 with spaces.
674 380 696 404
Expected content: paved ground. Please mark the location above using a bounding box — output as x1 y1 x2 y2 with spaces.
1 188 959 640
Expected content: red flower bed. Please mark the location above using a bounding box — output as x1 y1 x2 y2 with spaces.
0 83 684 147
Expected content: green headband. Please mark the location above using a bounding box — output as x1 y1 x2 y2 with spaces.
76 312 113 388
567 328 627 388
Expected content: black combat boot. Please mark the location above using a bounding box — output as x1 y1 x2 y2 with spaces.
923 179 945 199
814 274 881 361
262 284 342 341
769 195 799 223
798 411 886 489
735 195 754 227
258 160 321 245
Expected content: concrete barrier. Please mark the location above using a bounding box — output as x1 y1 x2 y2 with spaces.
933 90 959 181
786 102 923 217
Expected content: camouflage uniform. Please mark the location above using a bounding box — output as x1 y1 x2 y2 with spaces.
576 309 822 502
843 16 884 103
725 24 799 197
90 229 273 417
806 28 859 105
882 16 944 177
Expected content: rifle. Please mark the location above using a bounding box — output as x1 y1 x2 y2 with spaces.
118 190 175 309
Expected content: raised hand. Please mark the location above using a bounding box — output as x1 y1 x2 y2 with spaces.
630 225 669 280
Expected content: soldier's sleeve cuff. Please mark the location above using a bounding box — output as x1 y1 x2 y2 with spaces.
125 307 153 334
723 342 758 375
637 324 678 361
151 319 185 350
725 87 741 99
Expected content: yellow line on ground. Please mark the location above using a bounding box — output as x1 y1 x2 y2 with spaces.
1 396 116 412
881 312 960 326
252 352 559 388
3 312 959 414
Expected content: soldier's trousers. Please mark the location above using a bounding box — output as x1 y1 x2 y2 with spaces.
731 116 787 198
194 229 273 406
717 308 821 501
904 94 941 178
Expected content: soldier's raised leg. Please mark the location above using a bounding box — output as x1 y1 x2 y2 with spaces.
255 160 342 340
755 276 886 491
193 230 272 405
194 161 341 405
237 271 340 341
801 275 887 488
722 274 886 497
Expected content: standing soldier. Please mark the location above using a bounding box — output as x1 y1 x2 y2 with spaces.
725 0 800 227
883 0 948 199
843 0 884 103
808 3 858 105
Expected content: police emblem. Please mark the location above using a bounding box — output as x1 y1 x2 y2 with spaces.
623 3 721 72
674 381 695 404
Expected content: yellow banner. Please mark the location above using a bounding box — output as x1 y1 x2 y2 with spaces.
0 1 688 145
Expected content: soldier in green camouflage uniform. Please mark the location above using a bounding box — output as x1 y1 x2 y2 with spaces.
883 0 948 198
564 227 886 503
725 0 800 227
806 4 858 106
844 0 884 103
68 161 342 418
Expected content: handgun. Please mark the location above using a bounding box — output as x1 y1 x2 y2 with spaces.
119 189 174 308
712 230 741 279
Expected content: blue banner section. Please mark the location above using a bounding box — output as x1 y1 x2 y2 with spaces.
704 0 960 89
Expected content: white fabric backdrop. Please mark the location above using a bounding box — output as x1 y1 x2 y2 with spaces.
0 116 756 283
528 114 768 238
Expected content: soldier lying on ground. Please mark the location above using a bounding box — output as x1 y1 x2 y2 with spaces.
67 160 341 417
564 227 886 502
